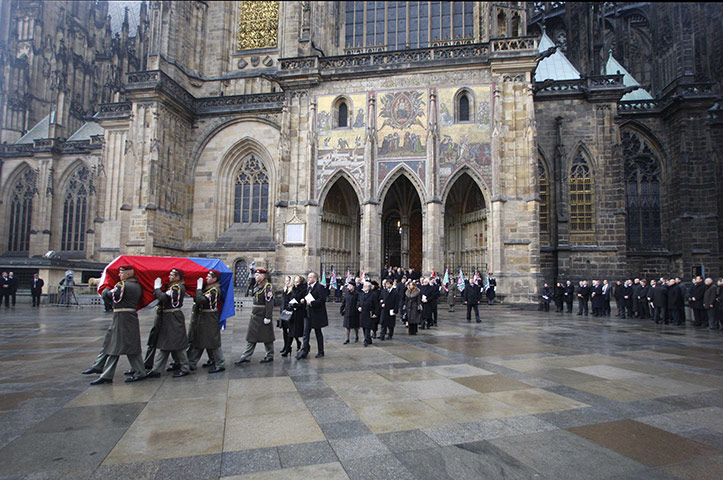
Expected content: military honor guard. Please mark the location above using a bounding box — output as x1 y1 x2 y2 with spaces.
235 268 275 364
146 268 191 378
188 270 226 373
91 265 147 384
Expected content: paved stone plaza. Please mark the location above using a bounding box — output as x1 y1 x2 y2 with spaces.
1 301 723 480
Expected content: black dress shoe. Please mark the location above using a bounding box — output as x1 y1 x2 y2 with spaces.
82 368 103 375
281 351 289 357
209 366 225 374
296 352 308 359
343 339 350 345
145 371 161 379
234 357 250 365
172 370 190 378
166 364 180 372
90 377 112 385
260 356 273 363
355 337 359 343
379 336 385 341
125 375 145 383
315 352 325 358
202 362 215 368
123 369 135 376
476 320 481 323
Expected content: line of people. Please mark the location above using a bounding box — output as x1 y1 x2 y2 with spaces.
539 276 723 330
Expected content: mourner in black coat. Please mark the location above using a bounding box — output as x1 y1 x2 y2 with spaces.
539 284 552 312
358 283 380 346
463 279 482 323
650 280 669 324
340 282 360 344
667 279 684 325
689 277 707 327
553 282 565 313
577 281 591 316
298 272 328 359
30 273 44 307
564 280 575 313
379 279 400 340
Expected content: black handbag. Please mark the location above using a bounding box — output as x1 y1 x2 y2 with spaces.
280 309 293 321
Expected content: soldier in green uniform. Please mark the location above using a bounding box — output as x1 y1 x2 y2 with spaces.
146 268 191 378
188 269 226 373
235 268 275 364
91 265 147 384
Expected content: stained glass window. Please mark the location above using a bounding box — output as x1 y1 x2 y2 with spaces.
7 168 35 252
234 156 268 223
623 130 662 249
61 166 90 251
569 152 594 242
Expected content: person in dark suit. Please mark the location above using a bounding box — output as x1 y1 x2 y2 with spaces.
463 278 482 323
591 280 604 316
553 282 565 313
30 273 44 307
486 273 497 305
283 275 306 355
703 278 718 330
379 279 399 340
7 272 18 306
667 278 683 325
340 282 360 344
614 280 625 317
539 283 552 312
689 276 707 327
564 280 575 313
358 282 379 346
297 271 328 359
623 280 634 318
637 279 650 319
602 279 611 316
0 272 9 307
577 280 591 316
650 279 668 324
419 277 435 329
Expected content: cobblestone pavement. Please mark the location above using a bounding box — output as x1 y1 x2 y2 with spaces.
1 300 722 479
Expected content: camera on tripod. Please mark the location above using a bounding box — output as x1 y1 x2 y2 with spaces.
58 270 78 306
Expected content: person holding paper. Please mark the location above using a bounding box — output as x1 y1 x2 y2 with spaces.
379 279 399 341
235 268 275 364
286 275 306 355
297 271 328 359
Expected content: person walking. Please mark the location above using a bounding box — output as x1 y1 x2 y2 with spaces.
297 271 328 359
279 276 295 356
30 273 44 307
188 270 226 373
236 268 275 364
404 281 422 335
91 265 147 384
340 281 360 344
379 278 399 341
146 268 191 379
285 275 306 355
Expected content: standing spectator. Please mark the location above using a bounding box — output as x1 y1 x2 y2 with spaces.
7 272 18 306
715 278 723 331
486 273 497 305
602 279 611 316
632 278 641 318
703 278 718 330
623 280 634 318
577 280 591 316
341 282 360 344
447 280 456 312
591 280 603 316
30 273 44 307
359 281 379 346
651 279 668 324
370 280 381 337
668 278 684 325
539 283 552 312
245 261 256 296
564 280 575 313
379 279 399 340
614 280 625 317
463 277 482 323
637 279 650 319
1 272 9 307
404 282 422 335
553 282 565 313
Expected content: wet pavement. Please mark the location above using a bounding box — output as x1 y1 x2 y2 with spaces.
1 301 722 479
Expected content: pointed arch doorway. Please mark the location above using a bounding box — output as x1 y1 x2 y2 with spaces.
320 177 361 275
381 175 423 271
443 172 488 274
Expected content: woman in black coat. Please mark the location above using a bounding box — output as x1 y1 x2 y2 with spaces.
358 282 379 346
404 282 422 335
340 282 360 344
419 277 435 330
284 275 306 356
370 280 381 338
280 276 294 356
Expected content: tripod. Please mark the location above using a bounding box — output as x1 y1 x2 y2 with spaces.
58 285 79 307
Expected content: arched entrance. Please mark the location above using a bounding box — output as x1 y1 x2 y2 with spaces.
444 173 487 274
320 177 361 275
381 175 423 271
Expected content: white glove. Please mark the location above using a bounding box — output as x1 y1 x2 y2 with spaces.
263 318 271 325
196 277 204 289
154 277 162 289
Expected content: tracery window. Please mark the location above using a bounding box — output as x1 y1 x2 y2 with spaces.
237 1 278 50
345 1 474 51
338 101 349 128
61 167 90 251
538 159 550 244
7 168 36 252
458 92 470 122
234 156 269 223
569 152 594 242
622 130 662 249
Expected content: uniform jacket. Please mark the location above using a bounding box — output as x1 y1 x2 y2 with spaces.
154 282 188 351
248 281 275 343
190 282 222 350
101 277 143 355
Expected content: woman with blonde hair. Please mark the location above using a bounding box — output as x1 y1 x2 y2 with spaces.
282 275 306 356
279 276 294 356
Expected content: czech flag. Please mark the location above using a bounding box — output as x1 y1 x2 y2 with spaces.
97 255 235 329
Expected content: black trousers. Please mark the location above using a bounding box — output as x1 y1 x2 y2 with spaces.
466 304 480 322
432 304 438 325
565 300 573 313
653 305 667 324
670 307 682 325
302 319 324 355
554 299 563 312
408 323 418 335
1 293 9 307
363 328 373 345
31 292 42 306
380 324 395 339
615 299 624 316
693 308 705 326
577 298 588 315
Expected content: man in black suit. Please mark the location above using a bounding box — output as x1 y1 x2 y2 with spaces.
30 273 44 307
298 271 328 359
667 278 684 325
650 279 668 324
602 279 611 316
689 276 707 327
379 279 399 340
564 280 575 313
0 272 10 307
614 280 625 317
463 278 482 323
8 272 18 306
577 280 591 316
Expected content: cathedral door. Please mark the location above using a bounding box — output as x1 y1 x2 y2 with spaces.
381 175 422 272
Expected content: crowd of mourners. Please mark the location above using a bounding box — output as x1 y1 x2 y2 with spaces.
538 276 723 331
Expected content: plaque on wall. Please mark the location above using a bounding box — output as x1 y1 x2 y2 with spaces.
285 223 305 245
